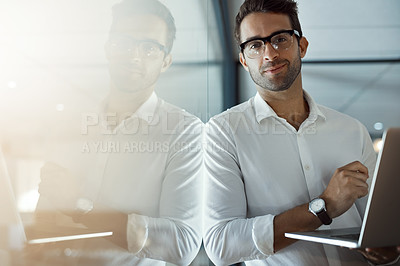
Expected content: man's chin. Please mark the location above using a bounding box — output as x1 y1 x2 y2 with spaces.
255 80 291 92
266 85 290 92
114 85 146 93
110 76 147 93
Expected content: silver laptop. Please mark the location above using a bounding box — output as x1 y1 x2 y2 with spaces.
0 153 112 250
285 128 400 248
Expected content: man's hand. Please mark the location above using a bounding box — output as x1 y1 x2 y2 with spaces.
321 161 369 218
38 162 81 212
356 246 400 265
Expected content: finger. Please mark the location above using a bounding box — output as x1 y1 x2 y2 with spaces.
365 247 400 262
349 176 369 188
39 171 65 183
345 178 368 198
342 161 369 175
343 170 369 182
364 248 386 262
358 249 378 262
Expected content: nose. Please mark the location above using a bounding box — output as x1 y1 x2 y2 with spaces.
127 46 141 60
263 42 279 61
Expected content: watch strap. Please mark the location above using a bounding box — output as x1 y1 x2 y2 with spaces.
317 209 332 225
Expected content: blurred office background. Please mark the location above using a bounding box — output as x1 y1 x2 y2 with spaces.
0 0 399 265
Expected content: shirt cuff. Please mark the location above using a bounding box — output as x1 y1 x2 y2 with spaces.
252 214 275 256
127 213 149 254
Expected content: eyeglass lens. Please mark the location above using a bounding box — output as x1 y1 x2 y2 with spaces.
109 38 165 58
244 32 294 59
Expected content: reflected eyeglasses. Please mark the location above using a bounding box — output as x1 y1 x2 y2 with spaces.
107 37 168 59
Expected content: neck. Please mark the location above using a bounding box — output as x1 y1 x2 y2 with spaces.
257 76 309 130
106 84 154 117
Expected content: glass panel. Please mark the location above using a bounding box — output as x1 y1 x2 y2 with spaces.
0 0 217 265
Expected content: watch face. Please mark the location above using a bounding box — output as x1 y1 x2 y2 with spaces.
310 198 325 212
76 198 94 213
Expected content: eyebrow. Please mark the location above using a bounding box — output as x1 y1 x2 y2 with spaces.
109 35 164 45
242 29 292 43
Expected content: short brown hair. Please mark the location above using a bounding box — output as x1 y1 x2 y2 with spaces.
234 0 302 46
111 0 176 54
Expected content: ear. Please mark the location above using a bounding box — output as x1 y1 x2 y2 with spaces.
298 36 309 58
161 54 172 73
239 52 249 72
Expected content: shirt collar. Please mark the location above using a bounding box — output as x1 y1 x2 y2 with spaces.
303 90 326 122
100 91 159 126
254 92 278 123
133 91 158 122
254 90 326 124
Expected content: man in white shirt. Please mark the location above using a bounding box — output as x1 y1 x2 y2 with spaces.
203 0 399 265
35 0 202 265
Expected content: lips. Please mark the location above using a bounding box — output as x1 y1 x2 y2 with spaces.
110 60 143 73
116 64 143 75
264 63 286 74
127 68 143 74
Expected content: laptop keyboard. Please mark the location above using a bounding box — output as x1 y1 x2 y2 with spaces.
332 233 360 241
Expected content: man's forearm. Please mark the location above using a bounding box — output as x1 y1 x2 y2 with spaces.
273 203 322 252
79 210 128 249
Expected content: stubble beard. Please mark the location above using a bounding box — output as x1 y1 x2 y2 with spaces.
109 64 160 93
249 52 302 92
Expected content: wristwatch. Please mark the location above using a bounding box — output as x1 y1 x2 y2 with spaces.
71 198 94 223
309 198 332 225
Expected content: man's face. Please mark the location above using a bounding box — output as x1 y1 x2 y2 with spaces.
106 15 171 93
239 12 308 92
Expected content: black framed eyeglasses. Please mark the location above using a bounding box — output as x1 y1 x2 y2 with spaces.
107 36 168 59
240 29 300 59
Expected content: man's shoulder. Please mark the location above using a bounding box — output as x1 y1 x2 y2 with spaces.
156 99 203 137
318 104 363 125
158 99 202 123
209 98 254 124
317 104 369 136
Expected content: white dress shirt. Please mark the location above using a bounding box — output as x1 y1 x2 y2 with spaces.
37 92 203 266
203 91 377 266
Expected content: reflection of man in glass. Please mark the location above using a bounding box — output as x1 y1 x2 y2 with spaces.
35 0 202 265
105 0 173 117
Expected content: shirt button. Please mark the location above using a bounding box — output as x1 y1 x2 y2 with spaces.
305 165 310 171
